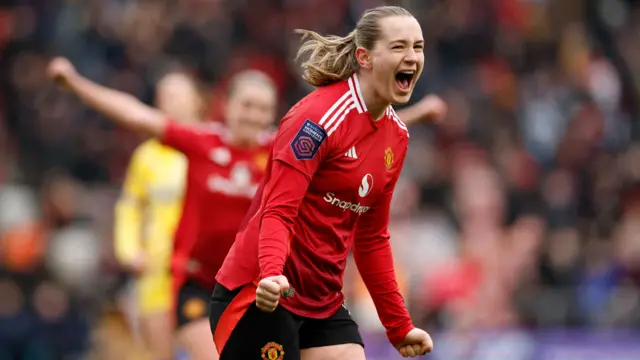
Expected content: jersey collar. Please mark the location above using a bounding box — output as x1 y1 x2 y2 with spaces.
347 73 367 114
347 73 393 129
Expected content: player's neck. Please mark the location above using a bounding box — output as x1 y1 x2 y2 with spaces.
355 72 389 121
226 133 256 149
167 117 200 127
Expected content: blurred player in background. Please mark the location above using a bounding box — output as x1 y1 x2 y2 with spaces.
168 70 276 360
210 5 439 360
46 59 276 360
46 53 444 359
114 72 201 360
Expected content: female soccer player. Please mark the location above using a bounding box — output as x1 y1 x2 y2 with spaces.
210 5 434 360
47 46 443 360
114 72 198 360
46 59 278 360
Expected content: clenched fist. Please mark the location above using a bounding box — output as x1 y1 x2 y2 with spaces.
255 275 290 313
396 328 433 357
416 94 447 123
46 57 77 86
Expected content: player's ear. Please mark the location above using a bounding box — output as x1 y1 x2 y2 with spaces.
355 48 372 70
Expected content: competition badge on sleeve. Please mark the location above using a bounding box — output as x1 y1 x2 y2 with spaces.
290 120 327 160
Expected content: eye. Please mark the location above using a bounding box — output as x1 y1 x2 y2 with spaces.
414 44 425 50
392 45 404 50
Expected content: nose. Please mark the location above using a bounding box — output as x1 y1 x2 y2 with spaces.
404 49 418 64
248 109 264 124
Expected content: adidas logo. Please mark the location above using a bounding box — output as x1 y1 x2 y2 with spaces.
345 146 358 159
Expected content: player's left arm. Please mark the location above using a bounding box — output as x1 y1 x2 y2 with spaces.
352 148 414 347
395 94 447 125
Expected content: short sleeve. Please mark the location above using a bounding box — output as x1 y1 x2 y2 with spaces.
161 120 220 159
272 114 332 180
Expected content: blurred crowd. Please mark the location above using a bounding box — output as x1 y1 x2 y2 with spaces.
2 0 640 358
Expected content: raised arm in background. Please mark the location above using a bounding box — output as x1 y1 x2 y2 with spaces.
46 57 167 137
395 94 447 125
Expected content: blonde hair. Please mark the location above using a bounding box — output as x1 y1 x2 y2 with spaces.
296 6 413 87
227 69 277 98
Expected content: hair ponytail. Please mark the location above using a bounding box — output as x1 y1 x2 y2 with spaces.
295 29 359 87
294 6 414 88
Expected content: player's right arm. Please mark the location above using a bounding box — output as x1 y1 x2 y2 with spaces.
114 144 149 275
47 57 166 138
254 104 336 312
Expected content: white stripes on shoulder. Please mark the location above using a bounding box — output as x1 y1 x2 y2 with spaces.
318 91 357 136
313 75 408 138
387 107 409 136
315 74 369 136
348 75 367 113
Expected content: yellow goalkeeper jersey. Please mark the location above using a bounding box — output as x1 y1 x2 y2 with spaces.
114 139 186 314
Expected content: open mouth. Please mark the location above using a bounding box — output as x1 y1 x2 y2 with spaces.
395 71 415 92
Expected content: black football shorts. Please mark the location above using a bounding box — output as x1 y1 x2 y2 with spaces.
175 279 212 328
209 283 364 360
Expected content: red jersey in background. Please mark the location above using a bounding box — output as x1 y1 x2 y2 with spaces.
217 74 414 346
162 121 272 292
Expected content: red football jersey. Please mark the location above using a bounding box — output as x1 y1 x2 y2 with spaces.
217 74 414 345
162 121 271 290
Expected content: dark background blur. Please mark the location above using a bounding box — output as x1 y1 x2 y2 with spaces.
3 0 640 359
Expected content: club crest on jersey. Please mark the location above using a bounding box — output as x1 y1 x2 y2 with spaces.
384 147 394 171
261 342 284 360
290 120 327 160
254 152 269 171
